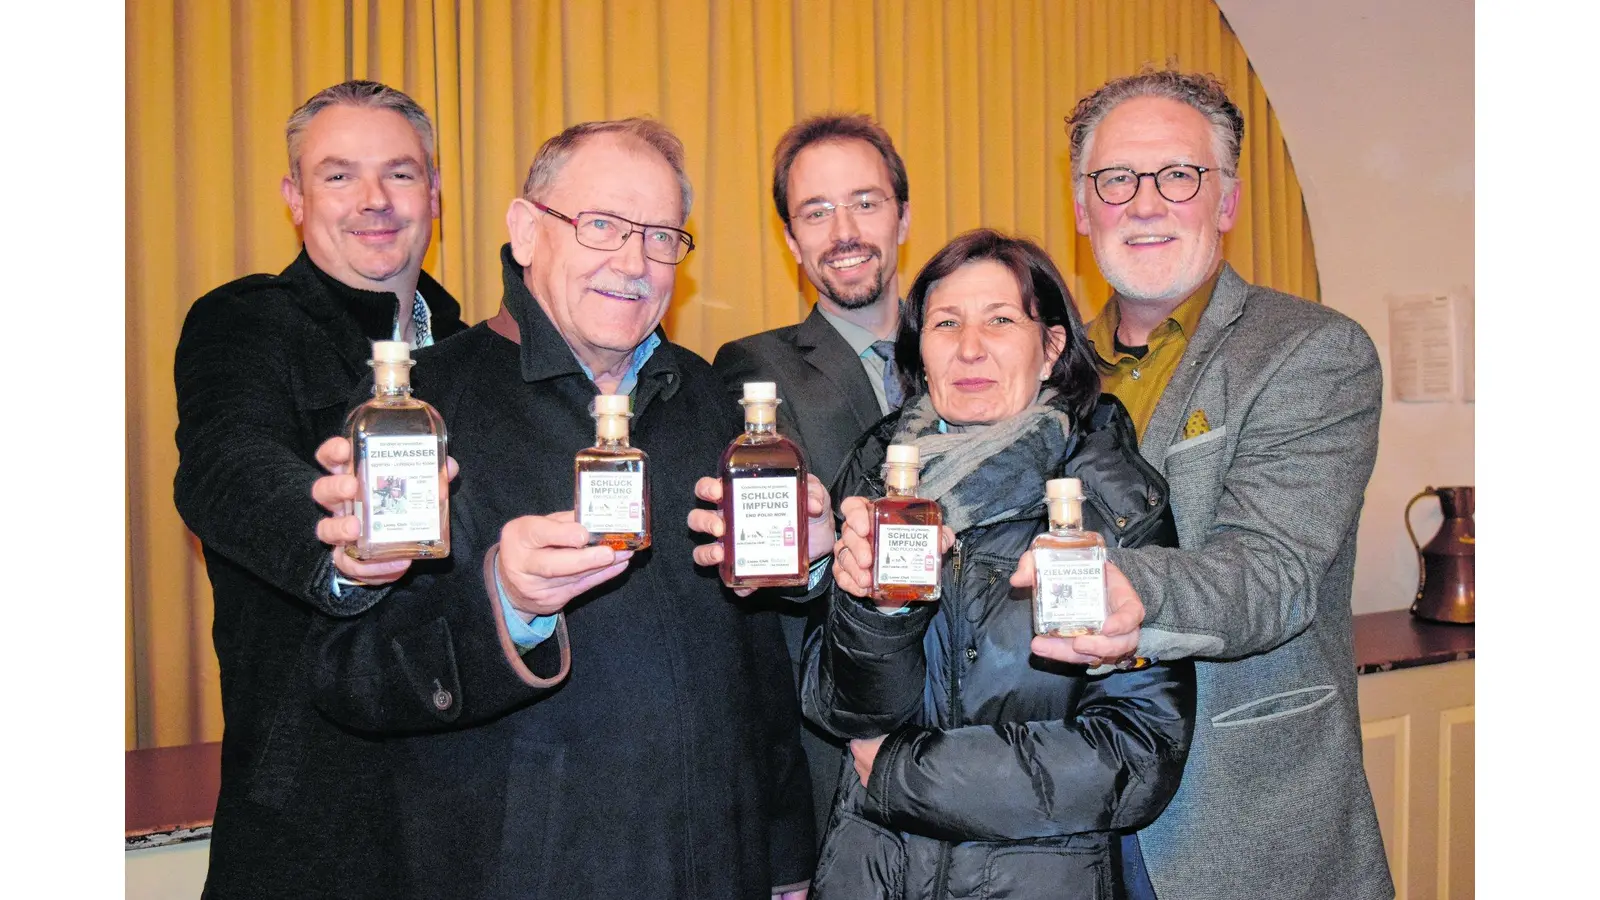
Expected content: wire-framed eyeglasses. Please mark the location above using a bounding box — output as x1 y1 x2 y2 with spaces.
1083 164 1223 205
533 201 695 265
789 191 895 228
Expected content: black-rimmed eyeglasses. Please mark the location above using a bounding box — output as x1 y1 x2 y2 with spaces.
533 201 696 265
1083 164 1224 205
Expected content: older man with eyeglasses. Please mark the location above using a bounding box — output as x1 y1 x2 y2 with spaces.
298 118 826 899
1034 69 1394 900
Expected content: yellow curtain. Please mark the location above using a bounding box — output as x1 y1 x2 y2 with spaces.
127 0 1317 749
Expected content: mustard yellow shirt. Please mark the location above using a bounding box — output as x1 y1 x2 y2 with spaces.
1086 273 1219 441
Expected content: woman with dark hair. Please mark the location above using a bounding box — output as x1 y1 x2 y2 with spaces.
801 228 1196 899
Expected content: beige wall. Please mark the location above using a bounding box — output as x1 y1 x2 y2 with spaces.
1216 0 1475 615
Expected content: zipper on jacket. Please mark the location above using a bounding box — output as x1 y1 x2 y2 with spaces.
933 538 964 900
945 538 965 726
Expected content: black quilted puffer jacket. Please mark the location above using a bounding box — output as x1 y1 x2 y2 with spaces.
801 393 1197 900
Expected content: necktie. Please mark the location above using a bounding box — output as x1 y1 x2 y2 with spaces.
870 340 903 410
411 291 433 349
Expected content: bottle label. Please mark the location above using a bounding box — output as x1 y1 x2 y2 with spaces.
875 524 941 587
730 476 801 576
361 435 441 543
1034 557 1107 624
579 471 645 533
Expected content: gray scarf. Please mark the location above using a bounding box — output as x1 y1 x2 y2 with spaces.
889 388 1075 533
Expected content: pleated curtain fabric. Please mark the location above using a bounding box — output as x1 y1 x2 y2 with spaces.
127 0 1320 749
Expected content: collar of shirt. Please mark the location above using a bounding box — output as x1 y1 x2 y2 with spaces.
1087 271 1219 366
575 330 662 396
395 290 433 348
494 244 665 394
1086 272 1220 441
816 304 888 359
818 303 901 414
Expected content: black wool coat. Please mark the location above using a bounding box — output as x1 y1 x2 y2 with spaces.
802 395 1197 900
172 250 466 899
305 245 815 899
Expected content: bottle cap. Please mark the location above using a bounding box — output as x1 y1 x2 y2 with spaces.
742 381 778 402
885 444 920 465
594 394 631 416
371 340 412 363
1046 477 1082 500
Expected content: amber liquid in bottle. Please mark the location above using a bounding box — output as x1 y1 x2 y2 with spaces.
718 383 809 588
345 341 450 561
871 444 943 604
575 394 651 551
1031 478 1107 636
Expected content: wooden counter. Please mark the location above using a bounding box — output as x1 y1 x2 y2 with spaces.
1352 609 1474 675
125 741 220 849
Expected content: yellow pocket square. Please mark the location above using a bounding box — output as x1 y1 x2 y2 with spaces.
1183 409 1211 440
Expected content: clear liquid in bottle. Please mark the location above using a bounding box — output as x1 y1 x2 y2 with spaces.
345 340 450 561
1031 477 1107 636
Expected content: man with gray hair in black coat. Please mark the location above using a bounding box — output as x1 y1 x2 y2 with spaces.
173 80 466 898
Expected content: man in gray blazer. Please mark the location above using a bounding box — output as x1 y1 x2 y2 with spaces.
712 114 912 840
1060 70 1395 900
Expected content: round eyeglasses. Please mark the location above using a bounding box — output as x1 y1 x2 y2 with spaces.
1083 164 1221 205
533 201 695 265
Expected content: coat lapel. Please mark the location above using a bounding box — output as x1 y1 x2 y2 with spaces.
1139 263 1249 470
796 306 883 431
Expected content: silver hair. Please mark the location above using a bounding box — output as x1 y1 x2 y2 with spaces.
286 80 437 186
521 118 694 224
1066 69 1245 201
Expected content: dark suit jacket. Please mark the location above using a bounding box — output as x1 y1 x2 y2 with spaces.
173 250 465 899
712 305 886 493
712 304 890 841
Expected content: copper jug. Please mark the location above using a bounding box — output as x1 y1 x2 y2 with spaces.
1404 486 1474 624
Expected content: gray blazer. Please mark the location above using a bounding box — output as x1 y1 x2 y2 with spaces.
1108 264 1394 900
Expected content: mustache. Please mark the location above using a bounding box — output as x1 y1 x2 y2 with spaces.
588 275 655 300
823 240 881 263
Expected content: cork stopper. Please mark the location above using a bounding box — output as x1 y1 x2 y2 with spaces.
594 394 632 416
886 444 919 465
740 381 779 425
1046 478 1082 500
369 340 414 391
593 394 631 440
1045 478 1083 528
884 443 920 491
742 382 778 402
371 340 412 363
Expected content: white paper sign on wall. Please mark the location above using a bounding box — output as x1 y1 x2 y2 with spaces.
1386 289 1473 403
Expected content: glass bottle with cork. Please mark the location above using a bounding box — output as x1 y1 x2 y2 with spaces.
870 443 943 604
344 340 450 561
1030 477 1107 636
574 393 650 550
718 381 809 588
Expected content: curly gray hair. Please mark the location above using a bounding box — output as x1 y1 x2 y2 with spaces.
1066 69 1244 201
